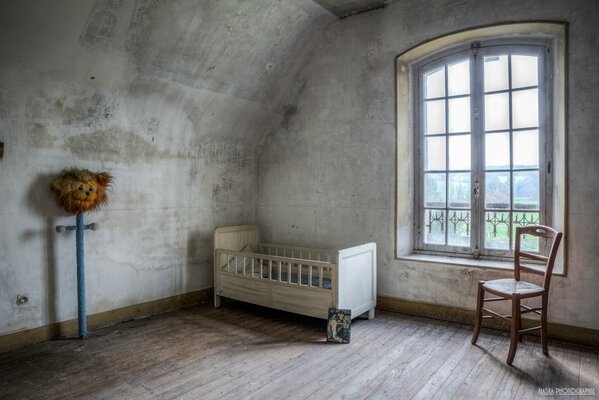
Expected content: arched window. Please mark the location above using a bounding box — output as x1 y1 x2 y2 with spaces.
396 23 566 267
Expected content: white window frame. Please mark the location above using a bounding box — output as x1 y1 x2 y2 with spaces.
413 38 553 259
394 22 567 273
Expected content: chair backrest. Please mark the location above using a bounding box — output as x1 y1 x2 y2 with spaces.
514 225 563 290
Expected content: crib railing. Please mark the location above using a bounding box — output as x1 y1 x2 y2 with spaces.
259 243 337 263
215 248 335 289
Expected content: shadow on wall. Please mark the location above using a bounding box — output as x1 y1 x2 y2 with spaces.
185 230 213 294
21 172 71 335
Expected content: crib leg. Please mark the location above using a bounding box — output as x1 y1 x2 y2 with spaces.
368 308 375 320
214 294 221 308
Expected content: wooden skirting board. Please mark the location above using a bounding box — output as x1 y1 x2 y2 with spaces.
3 289 597 353
377 295 599 348
0 288 213 353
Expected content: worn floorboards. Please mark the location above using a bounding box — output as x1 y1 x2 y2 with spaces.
0 302 597 400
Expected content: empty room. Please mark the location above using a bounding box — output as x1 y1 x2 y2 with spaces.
0 0 598 399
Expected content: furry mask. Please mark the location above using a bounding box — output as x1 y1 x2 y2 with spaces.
50 169 112 214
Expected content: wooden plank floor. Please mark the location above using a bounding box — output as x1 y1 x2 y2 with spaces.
0 301 597 400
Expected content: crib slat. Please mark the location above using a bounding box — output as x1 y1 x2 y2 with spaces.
219 249 336 288
319 266 323 288
278 261 282 282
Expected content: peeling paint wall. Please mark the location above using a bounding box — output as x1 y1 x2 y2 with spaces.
258 0 599 330
0 0 333 335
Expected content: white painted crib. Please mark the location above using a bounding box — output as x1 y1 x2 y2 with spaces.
213 225 377 320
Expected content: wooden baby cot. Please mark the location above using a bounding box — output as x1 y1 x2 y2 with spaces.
213 225 377 320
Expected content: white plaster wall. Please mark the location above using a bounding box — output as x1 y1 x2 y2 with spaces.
0 0 333 335
258 0 599 330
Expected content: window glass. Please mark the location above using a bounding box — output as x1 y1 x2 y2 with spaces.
448 135 470 170
425 136 446 171
511 55 538 88
425 173 446 208
513 130 539 168
512 89 539 129
485 132 510 170
425 67 445 99
484 93 509 131
448 97 470 133
484 55 509 92
425 100 446 134
418 44 545 255
447 59 470 96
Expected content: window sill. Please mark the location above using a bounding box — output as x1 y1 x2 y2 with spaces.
398 253 513 271
397 253 565 276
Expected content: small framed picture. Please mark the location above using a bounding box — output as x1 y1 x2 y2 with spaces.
327 308 351 343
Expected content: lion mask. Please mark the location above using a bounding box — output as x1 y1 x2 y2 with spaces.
50 169 112 214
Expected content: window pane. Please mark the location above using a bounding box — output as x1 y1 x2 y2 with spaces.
485 172 510 209
447 59 470 96
424 209 446 245
511 55 538 89
484 55 509 92
484 93 509 131
513 212 540 252
448 135 471 170
512 89 539 129
425 136 446 171
425 173 446 208
513 129 539 169
448 97 470 133
425 100 446 134
485 132 510 170
448 173 470 208
485 211 510 250
448 210 470 247
513 171 540 210
425 67 445 99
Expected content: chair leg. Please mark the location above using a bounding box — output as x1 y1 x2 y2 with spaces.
518 308 523 342
541 294 549 356
507 295 521 365
471 281 485 345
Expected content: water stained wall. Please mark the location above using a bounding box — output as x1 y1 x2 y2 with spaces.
0 0 333 335
5 0 597 339
258 0 599 330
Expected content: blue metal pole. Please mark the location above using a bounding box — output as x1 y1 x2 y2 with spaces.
76 212 86 338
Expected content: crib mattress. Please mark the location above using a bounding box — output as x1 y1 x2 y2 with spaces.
262 270 332 289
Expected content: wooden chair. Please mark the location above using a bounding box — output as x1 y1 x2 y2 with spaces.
471 225 563 365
